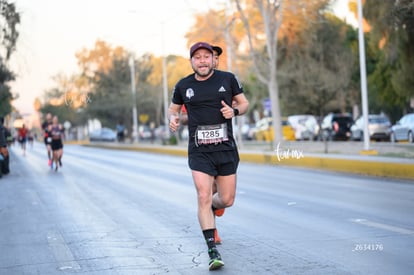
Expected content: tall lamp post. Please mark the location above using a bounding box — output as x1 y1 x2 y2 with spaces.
161 23 170 139
357 0 371 152
129 56 139 143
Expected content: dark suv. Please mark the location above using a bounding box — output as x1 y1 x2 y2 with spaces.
320 113 353 141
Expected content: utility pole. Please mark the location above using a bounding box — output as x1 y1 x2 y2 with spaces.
224 0 244 148
161 23 170 139
357 0 371 152
129 56 139 143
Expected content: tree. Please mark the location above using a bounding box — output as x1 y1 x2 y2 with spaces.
363 0 414 119
278 14 356 117
0 0 20 117
66 40 131 128
75 39 126 82
86 56 132 128
39 74 86 126
234 0 285 143
234 0 330 143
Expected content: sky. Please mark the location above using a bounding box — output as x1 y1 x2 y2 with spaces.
8 0 356 117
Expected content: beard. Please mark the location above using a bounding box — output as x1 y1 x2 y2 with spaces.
192 64 214 79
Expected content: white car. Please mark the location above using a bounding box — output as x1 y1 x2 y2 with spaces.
390 113 414 143
350 114 391 141
288 115 319 140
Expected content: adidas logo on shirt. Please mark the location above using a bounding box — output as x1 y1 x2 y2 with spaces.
218 86 226 92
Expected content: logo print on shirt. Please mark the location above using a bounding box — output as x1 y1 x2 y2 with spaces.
186 88 194 99
218 86 226 92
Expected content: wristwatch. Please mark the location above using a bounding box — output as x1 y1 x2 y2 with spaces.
233 108 239 116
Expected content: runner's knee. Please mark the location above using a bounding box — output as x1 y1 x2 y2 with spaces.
218 193 235 207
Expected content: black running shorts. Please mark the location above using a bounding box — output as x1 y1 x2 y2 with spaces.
188 150 240 176
51 139 63 151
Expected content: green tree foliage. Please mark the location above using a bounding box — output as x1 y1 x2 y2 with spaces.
0 0 20 117
278 14 356 117
0 59 14 115
86 56 133 129
39 39 191 134
364 0 414 120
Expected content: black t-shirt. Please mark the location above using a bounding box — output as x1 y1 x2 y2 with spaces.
42 121 52 138
172 70 244 153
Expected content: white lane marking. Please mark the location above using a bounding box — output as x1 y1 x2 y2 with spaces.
350 218 414 235
47 232 81 271
287 202 297 206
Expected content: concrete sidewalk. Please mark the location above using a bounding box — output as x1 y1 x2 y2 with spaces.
82 140 414 180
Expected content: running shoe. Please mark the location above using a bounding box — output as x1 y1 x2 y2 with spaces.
214 229 222 245
208 247 224 270
48 159 52 167
214 208 225 217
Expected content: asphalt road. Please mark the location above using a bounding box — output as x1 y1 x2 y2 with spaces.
0 142 413 275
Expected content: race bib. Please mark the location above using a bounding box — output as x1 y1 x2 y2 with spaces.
47 137 52 143
196 123 228 145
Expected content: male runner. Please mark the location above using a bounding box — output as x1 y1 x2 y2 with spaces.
168 42 249 270
180 44 225 244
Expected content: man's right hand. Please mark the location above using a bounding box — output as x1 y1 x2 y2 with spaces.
169 114 180 132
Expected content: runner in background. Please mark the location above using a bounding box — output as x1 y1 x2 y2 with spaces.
41 113 53 167
48 116 64 172
18 124 28 156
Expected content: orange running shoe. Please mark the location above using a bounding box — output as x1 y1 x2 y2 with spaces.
214 208 225 217
214 229 222 245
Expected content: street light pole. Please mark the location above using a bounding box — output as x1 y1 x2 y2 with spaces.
161 23 170 139
129 55 139 143
357 0 371 152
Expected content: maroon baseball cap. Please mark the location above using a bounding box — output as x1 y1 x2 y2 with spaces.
190 42 213 58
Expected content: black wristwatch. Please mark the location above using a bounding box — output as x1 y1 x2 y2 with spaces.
233 108 239 116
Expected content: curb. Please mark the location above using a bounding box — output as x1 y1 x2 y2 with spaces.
82 143 414 180
239 151 414 180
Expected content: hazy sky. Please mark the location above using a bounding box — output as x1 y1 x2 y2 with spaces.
9 0 356 116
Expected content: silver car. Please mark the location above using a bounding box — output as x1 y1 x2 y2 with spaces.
350 114 391 141
390 113 414 143
89 127 117 142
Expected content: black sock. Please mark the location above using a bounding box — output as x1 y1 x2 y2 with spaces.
202 229 216 250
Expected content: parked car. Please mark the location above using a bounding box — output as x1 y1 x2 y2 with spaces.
350 114 391 141
89 127 117 142
320 113 353 141
288 114 319 140
390 113 414 143
154 125 168 140
233 123 256 140
138 125 153 140
254 117 296 142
